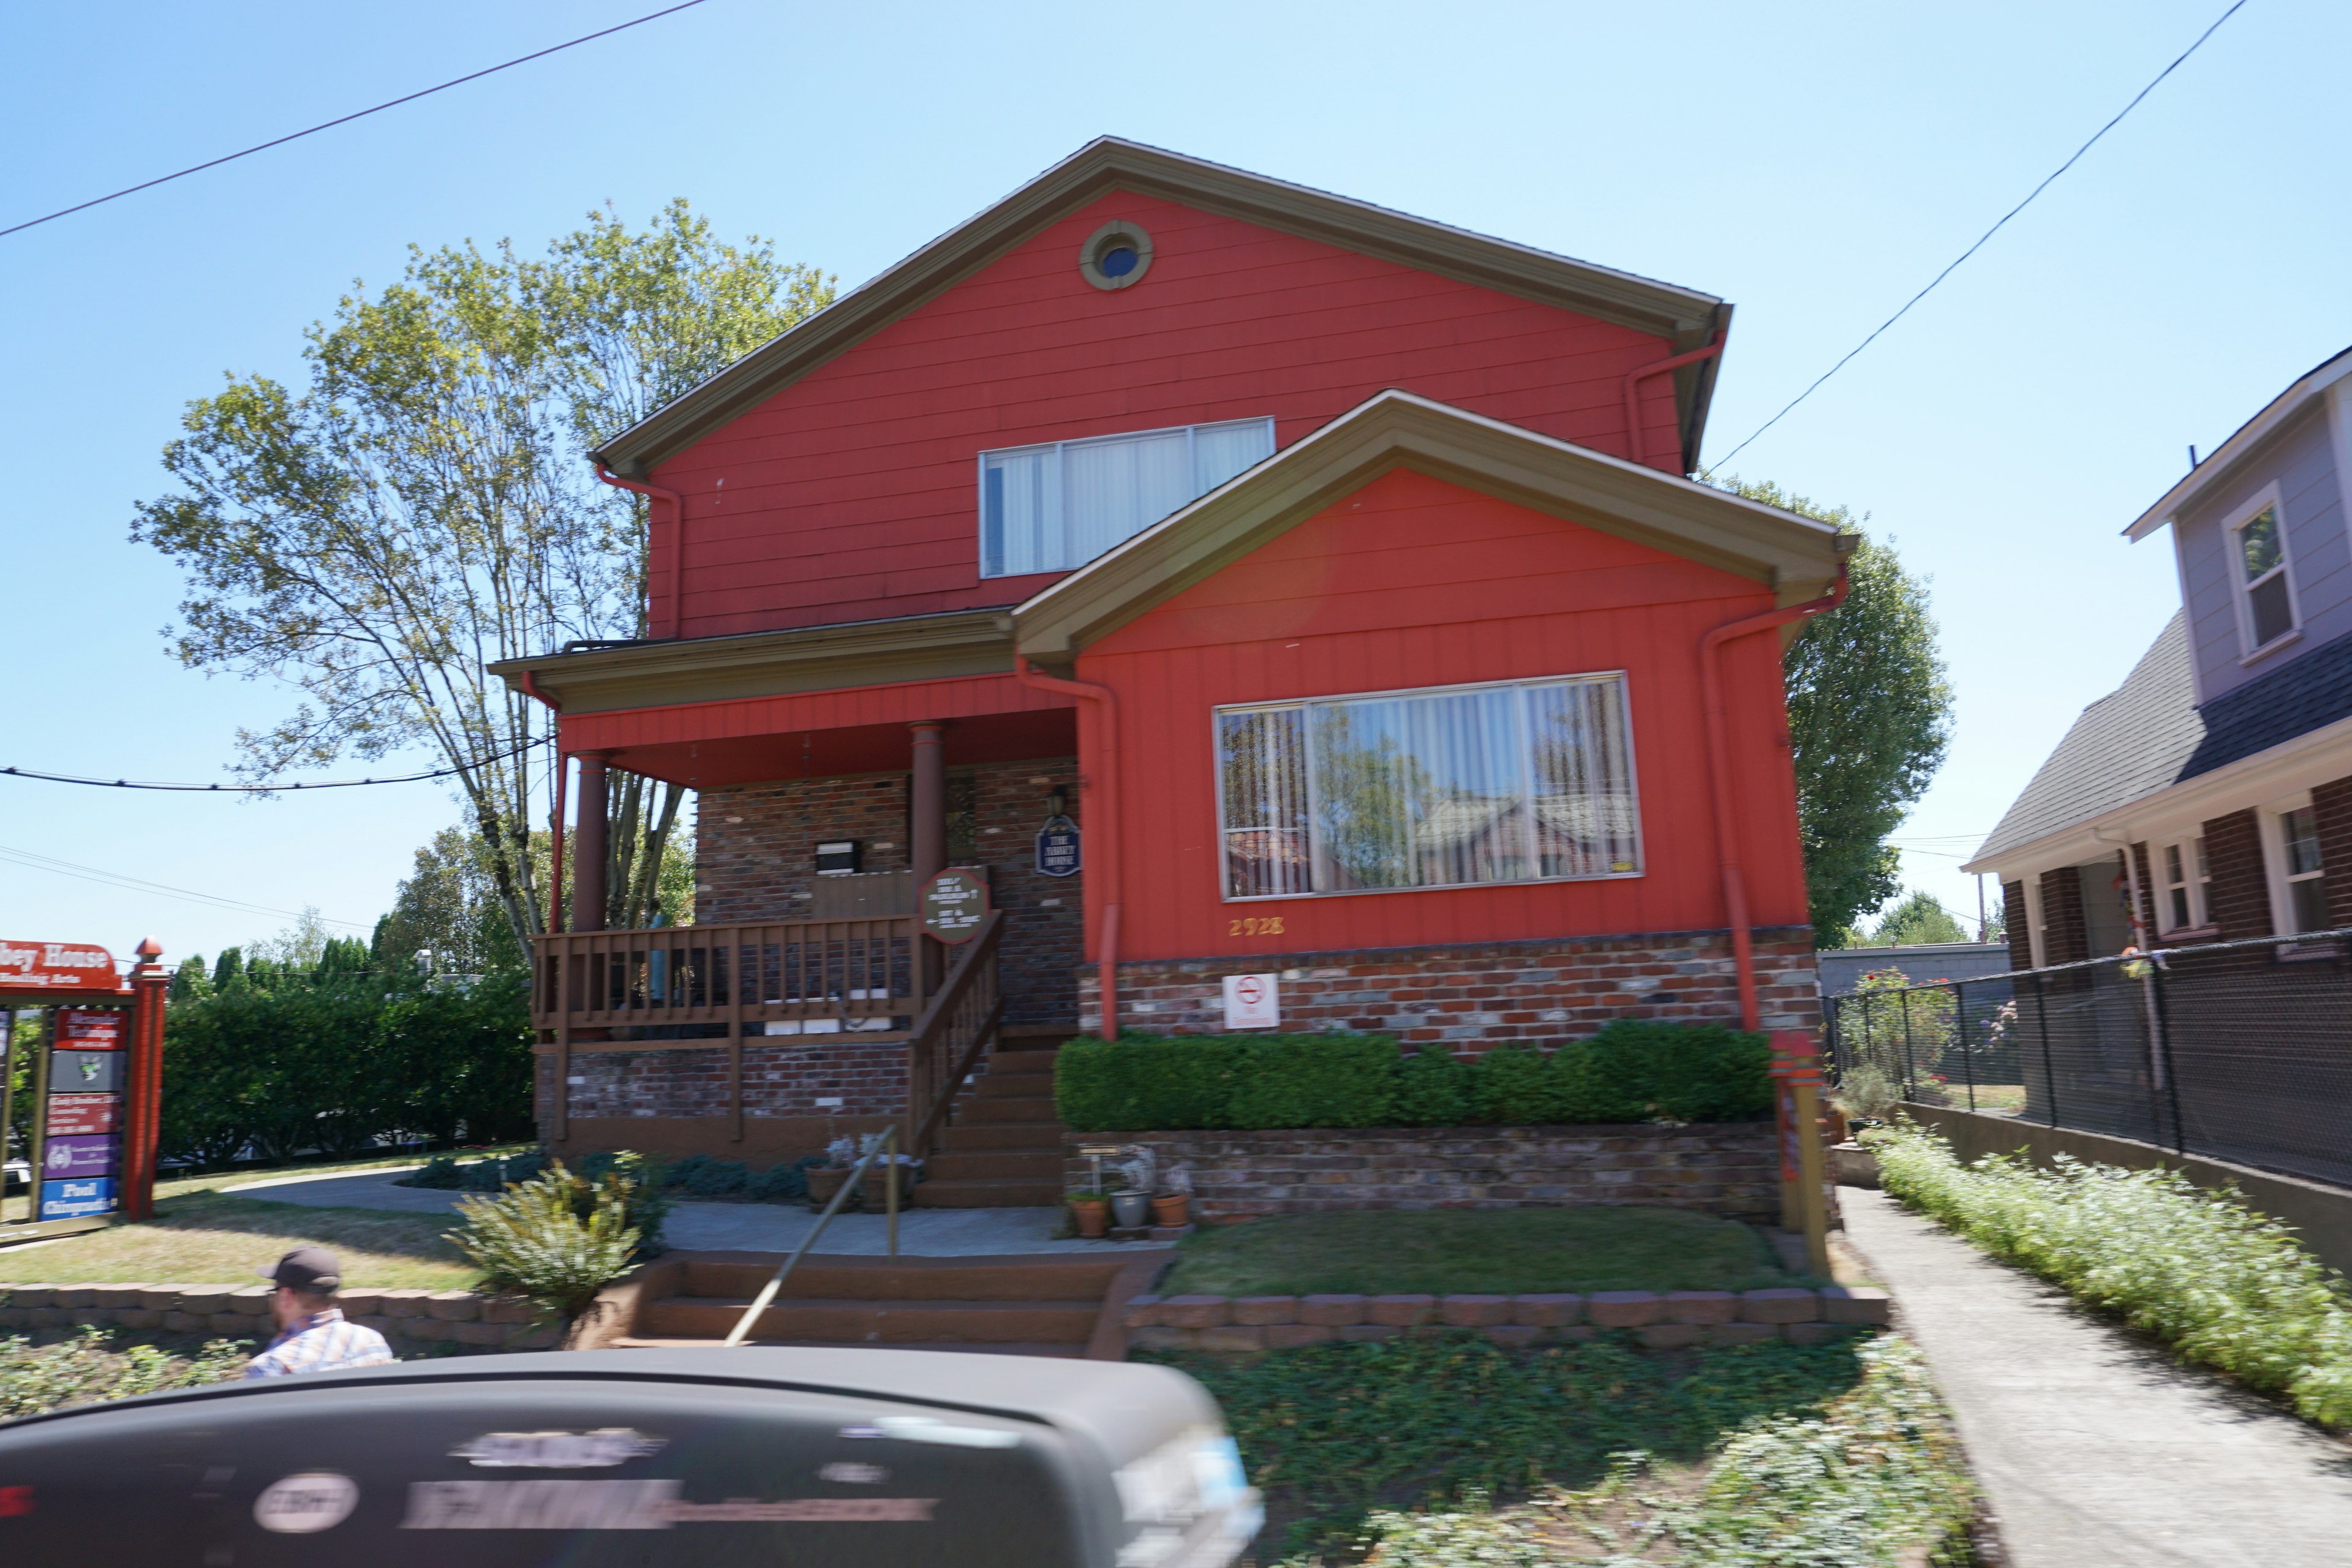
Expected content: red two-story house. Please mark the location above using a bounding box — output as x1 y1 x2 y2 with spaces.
493 140 1847 1186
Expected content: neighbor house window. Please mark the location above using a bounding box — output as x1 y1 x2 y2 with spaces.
2230 498 2297 653
2280 806 2329 933
978 417 1275 578
1217 673 1640 900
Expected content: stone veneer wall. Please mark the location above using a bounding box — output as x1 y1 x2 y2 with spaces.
1066 1123 1782 1221
0 1284 557 1349
696 755 1083 1023
1079 928 1819 1045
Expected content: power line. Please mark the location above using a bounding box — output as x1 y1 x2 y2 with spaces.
1710 0 2248 470
0 843 371 930
0 0 713 241
0 735 551 792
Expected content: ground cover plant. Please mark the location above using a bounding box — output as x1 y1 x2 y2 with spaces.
0 1193 477 1289
0 1327 251 1422
1323 1335 1975 1566
1057 1023 1772 1133
1868 1119 2352 1430
1145 1330 1970 1562
1157 1208 1807 1297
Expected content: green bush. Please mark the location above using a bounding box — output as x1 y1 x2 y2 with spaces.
1869 1120 2352 1430
1 1328 251 1421
1056 1023 1774 1132
448 1157 651 1338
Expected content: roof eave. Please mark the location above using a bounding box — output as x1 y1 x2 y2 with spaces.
2122 345 2352 541
589 137 1729 475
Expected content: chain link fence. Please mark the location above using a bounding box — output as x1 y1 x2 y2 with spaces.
1825 930 2352 1189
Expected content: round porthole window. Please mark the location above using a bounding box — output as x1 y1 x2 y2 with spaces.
1079 221 1153 291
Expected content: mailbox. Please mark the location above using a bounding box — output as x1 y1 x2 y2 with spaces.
0 1347 1261 1567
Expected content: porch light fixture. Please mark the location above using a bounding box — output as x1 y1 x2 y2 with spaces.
1079 221 1152 291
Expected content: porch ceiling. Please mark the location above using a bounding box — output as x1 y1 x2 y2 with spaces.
587 706 1077 789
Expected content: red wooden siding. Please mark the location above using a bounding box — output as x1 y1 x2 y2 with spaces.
646 194 1689 639
1080 470 1808 964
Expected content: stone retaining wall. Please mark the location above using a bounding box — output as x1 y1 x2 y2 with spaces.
0 1285 558 1350
1123 1285 1889 1353
1068 1123 1781 1221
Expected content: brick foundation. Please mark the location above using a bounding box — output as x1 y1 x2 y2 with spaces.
2002 880 2032 971
1079 928 1819 1044
1066 1123 1783 1221
0 1284 558 1351
2199 808 2272 941
2037 868 2089 965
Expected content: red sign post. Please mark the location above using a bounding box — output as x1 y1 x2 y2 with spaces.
0 937 167 1235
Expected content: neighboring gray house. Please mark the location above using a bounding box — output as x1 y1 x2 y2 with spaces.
1966 346 2352 967
1817 941 2015 998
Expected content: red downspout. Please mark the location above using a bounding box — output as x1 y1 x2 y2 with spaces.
1014 655 1121 1039
1623 336 1724 468
519 671 567 935
1700 565 1850 1030
595 462 686 639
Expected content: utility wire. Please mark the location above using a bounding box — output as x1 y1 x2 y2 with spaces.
0 0 712 240
0 735 551 792
0 843 370 930
1711 0 2248 469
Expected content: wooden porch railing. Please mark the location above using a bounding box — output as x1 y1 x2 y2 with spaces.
532 917 921 1036
904 910 1006 1158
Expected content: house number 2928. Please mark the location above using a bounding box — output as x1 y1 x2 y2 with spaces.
1230 916 1286 937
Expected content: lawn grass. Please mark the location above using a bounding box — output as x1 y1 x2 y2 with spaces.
0 1191 478 1289
2 1146 532 1224
1157 1206 1806 1297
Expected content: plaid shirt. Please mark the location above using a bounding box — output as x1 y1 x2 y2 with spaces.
244 1306 395 1379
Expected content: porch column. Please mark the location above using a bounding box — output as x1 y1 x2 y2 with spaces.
571 752 612 932
910 722 947 883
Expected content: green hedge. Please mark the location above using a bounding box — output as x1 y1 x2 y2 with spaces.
161 976 535 1164
1054 1022 1771 1132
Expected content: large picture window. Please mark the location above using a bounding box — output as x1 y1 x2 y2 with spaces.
979 417 1275 578
1218 674 1642 900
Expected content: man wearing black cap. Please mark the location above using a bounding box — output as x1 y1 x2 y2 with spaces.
243 1246 395 1379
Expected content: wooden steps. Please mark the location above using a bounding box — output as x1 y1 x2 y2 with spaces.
913 1024 1076 1209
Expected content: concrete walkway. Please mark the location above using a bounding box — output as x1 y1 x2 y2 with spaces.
1842 1187 2352 1568
224 1168 1153 1257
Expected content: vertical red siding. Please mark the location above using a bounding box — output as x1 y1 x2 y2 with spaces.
648 194 1687 638
1080 470 1807 963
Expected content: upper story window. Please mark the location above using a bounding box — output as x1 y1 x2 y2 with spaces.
1217 673 1641 901
2228 491 2298 656
2279 805 2329 933
979 417 1275 578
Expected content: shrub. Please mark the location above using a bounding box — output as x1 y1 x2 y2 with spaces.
684 1159 748 1197
1056 1024 1774 1133
1869 1120 2352 1430
1 1329 251 1421
401 1156 466 1189
748 1157 821 1203
447 1158 648 1340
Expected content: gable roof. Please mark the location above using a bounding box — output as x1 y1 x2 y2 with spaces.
590 138 1734 477
2124 345 2352 541
1010 390 1845 662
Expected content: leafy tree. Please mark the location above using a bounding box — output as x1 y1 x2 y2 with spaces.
134 203 833 964
1870 891 1969 946
1707 477 1953 944
169 956 212 1001
210 948 246 993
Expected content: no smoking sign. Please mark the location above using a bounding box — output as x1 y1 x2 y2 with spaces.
1221 973 1280 1030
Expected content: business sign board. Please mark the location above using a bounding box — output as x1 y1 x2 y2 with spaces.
919 869 991 944
1035 816 1081 879
1221 973 1281 1030
58 1011 124 1048
46 1093 121 1137
40 1176 116 1221
51 1050 124 1095
43 1135 120 1180
0 941 117 994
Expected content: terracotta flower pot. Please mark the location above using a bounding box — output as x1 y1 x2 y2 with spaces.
1150 1193 1190 1227
1068 1199 1110 1239
805 1167 858 1212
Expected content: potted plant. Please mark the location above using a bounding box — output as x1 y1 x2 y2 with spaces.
1151 1163 1193 1228
805 1136 863 1212
1109 1190 1151 1229
859 1152 921 1208
1066 1191 1110 1238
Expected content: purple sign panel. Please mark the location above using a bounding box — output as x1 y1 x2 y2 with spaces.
42 1135 120 1180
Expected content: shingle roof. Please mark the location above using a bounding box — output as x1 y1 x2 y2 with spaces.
1971 614 2203 862
1971 614 2352 865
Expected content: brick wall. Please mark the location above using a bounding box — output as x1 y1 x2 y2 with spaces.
697 755 1082 1022
1066 1123 1783 1221
2128 843 2157 940
2313 774 2352 929
1078 928 1818 1045
2002 881 2033 970
540 1039 907 1166
2199 808 2273 941
2037 868 2089 965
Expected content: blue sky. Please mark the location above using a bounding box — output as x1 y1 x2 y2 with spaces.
2 0 2344 964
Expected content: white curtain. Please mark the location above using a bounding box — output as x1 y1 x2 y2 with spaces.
980 418 1276 578
981 447 1054 577
1065 428 1191 567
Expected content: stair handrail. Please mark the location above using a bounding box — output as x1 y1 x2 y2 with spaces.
903 908 1008 1159
723 1126 903 1348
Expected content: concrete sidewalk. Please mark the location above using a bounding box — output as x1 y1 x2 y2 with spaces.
223 1167 1145 1257
1842 1188 2352 1568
